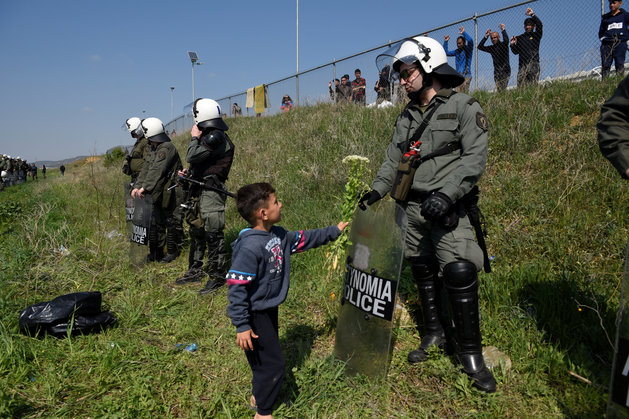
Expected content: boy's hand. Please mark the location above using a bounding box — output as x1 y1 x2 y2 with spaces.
337 221 349 231
236 329 259 351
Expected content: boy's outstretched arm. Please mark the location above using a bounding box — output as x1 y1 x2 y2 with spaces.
289 223 349 254
236 329 259 351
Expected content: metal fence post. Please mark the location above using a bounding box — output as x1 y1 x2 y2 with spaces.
474 13 478 91
333 61 337 102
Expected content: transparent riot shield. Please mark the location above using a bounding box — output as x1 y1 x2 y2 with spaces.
129 195 152 268
124 182 134 238
334 200 407 378
608 239 629 418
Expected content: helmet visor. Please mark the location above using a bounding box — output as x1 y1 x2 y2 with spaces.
376 38 435 81
376 40 422 82
376 41 405 82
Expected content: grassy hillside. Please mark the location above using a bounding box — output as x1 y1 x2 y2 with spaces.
1 77 627 417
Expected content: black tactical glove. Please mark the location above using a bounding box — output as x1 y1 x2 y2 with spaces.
421 192 452 219
358 190 381 210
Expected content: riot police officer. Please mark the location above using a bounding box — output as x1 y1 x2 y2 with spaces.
174 98 235 296
131 117 183 263
123 117 149 184
360 36 495 392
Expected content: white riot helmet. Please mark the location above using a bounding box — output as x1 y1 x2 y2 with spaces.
125 117 144 138
376 36 463 88
140 117 170 143
193 98 229 131
1 171 6 179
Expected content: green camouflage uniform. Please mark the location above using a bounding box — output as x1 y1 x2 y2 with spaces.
598 74 629 179
185 132 234 281
135 141 183 257
371 88 488 270
125 136 149 183
370 87 496 391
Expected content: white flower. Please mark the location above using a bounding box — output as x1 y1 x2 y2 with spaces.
342 155 369 164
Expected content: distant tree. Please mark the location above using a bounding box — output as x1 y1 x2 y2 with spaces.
103 147 126 168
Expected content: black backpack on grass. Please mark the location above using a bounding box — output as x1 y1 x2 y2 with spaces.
19 291 116 338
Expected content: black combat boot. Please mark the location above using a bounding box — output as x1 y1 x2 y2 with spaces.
175 262 207 284
198 232 227 296
160 228 180 263
146 244 157 262
443 261 496 393
408 261 447 363
198 277 226 296
147 223 160 262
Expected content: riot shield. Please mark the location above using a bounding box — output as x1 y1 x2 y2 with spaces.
607 238 629 418
124 182 134 238
334 200 407 378
129 194 152 268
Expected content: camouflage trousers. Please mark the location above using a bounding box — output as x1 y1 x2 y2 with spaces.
188 189 227 280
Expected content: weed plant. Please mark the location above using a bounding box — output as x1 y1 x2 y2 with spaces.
1 77 628 417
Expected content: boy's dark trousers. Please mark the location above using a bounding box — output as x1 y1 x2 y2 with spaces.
246 307 286 416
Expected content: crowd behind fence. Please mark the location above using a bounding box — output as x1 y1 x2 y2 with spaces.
165 0 617 134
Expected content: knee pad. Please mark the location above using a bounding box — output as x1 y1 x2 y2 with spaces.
443 260 477 289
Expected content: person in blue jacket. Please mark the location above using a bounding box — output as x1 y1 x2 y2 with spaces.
226 182 347 419
600 0 629 79
444 26 473 92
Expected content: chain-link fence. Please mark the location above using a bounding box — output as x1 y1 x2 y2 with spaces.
166 0 613 133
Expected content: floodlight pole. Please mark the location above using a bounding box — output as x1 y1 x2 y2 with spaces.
192 63 195 102
170 86 175 121
188 51 203 102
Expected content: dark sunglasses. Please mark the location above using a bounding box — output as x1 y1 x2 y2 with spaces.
399 66 419 81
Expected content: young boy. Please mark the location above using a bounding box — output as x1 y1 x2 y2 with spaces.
226 182 347 419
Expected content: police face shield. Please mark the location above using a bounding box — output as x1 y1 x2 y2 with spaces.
123 118 143 138
192 98 202 123
376 38 432 82
376 43 403 83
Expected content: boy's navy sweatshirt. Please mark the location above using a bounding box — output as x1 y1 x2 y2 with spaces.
226 225 341 332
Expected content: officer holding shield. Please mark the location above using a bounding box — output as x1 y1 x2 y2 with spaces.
360 36 495 392
131 117 183 262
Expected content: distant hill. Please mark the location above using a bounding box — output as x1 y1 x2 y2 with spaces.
33 155 90 168
32 144 132 168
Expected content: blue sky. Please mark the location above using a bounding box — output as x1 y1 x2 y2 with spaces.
0 0 601 162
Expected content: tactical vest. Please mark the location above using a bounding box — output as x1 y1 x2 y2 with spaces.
193 133 235 186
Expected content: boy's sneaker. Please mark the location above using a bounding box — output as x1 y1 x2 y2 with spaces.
175 268 206 284
198 278 226 296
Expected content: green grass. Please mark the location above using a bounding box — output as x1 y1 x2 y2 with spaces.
1 76 628 417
